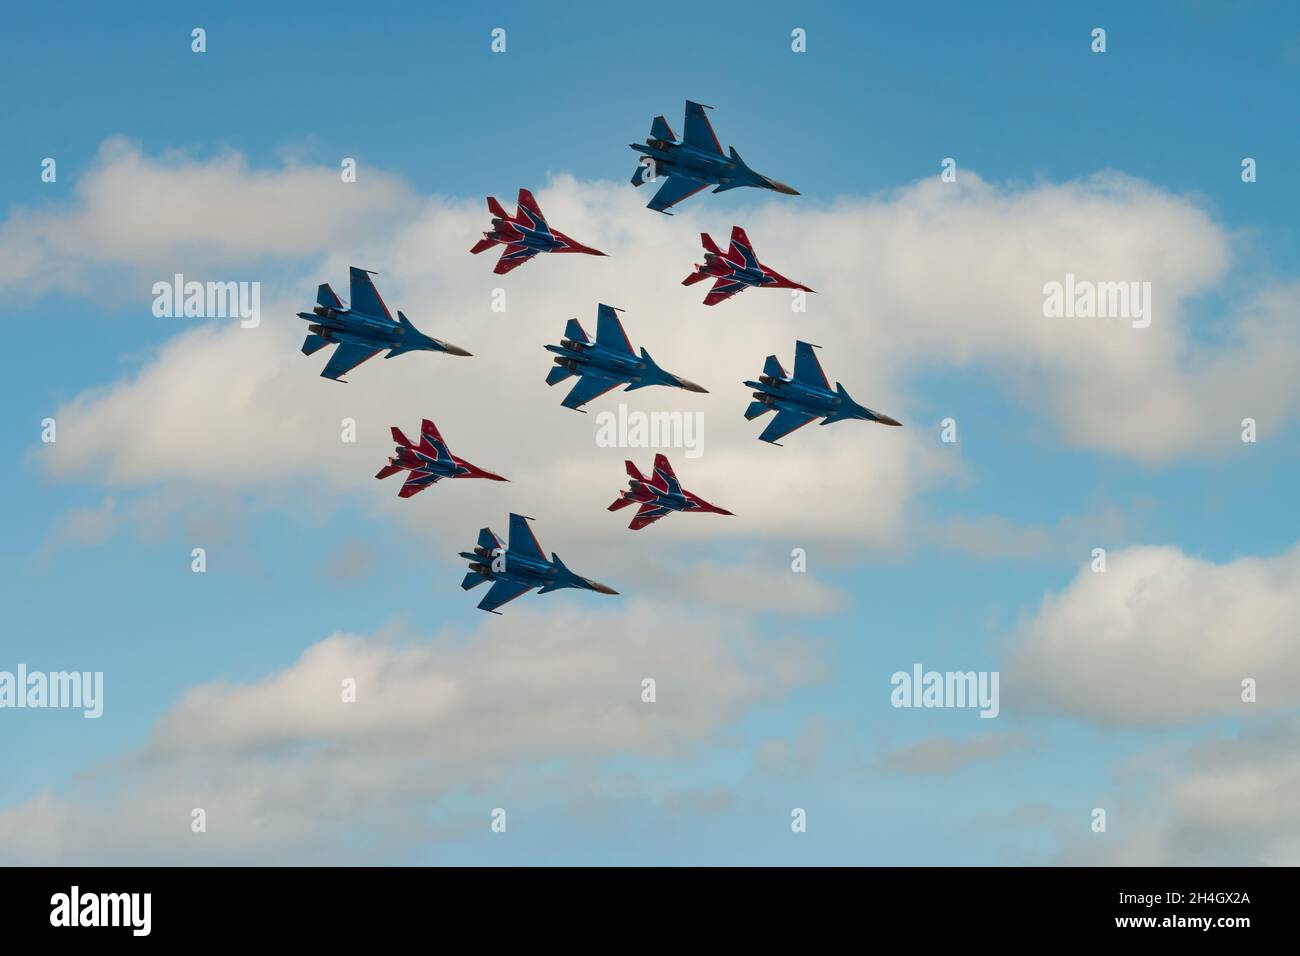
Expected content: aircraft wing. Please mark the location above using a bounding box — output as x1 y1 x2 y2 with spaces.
348 267 395 322
477 579 534 614
792 341 830 389
515 189 549 231
595 305 635 355
561 375 622 410
758 408 816 445
320 342 382 381
702 278 747 306
419 420 451 459
652 454 681 495
507 513 547 562
494 244 540 275
629 502 671 530
683 101 724 155
647 176 710 214
398 472 441 498
729 226 760 270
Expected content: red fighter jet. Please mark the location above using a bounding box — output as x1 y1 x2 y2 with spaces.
681 225 814 306
608 454 733 530
470 188 606 275
376 419 508 498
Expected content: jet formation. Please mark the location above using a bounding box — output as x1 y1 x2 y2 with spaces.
744 341 902 445
298 267 470 382
376 419 508 498
609 454 733 530
630 101 799 214
459 513 618 614
470 188 605 275
683 226 814 306
545 304 708 411
287 102 905 612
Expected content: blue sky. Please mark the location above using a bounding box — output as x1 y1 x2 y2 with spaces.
2 2 1298 864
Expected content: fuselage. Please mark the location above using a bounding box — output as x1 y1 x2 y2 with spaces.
745 376 857 419
704 253 772 287
625 481 693 512
632 141 744 186
393 447 467 479
546 340 648 384
462 545 559 590
299 306 427 351
485 217 565 251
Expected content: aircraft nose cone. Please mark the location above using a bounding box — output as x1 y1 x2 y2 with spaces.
767 179 800 195
875 413 903 427
438 341 473 357
585 579 619 595
675 376 709 394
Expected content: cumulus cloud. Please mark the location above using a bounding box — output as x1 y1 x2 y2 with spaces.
15 144 1297 571
18 140 1298 588
0 601 821 864
0 137 417 296
1004 544 1300 727
925 504 1134 563
1056 720 1300 865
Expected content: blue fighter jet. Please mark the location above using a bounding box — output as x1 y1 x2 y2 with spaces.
744 341 902 445
297 267 471 381
629 101 799 214
544 304 708 411
459 513 619 614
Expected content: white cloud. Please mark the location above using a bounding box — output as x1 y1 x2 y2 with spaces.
1004 544 1300 727
0 137 416 296
16 145 1297 558
0 601 821 864
1055 720 1300 865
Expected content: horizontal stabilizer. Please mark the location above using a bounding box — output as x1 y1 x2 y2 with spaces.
301 333 330 356
608 496 636 512
745 400 773 420
317 283 343 310
375 463 404 480
762 354 787 379
563 318 590 345
470 237 497 255
461 570 489 591
545 365 574 386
